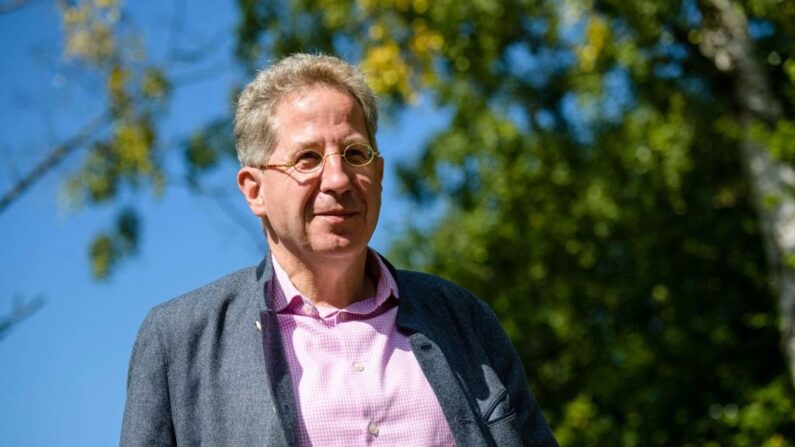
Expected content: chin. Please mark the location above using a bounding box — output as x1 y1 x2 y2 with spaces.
309 236 367 259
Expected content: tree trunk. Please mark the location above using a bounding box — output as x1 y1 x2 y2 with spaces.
700 0 795 387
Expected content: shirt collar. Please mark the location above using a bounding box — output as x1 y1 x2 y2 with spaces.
269 249 399 318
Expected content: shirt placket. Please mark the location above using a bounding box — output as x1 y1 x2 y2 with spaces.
335 312 384 443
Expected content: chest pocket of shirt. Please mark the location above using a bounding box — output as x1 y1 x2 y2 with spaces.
483 389 522 446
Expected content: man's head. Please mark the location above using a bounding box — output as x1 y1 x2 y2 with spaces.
235 54 383 270
234 53 379 167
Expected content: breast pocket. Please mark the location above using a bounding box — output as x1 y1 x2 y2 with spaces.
484 389 522 446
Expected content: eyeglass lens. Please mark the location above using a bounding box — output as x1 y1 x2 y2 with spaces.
293 144 374 173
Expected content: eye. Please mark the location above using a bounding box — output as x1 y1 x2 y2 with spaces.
293 151 324 171
343 144 372 166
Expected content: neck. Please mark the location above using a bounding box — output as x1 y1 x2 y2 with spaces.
271 247 374 309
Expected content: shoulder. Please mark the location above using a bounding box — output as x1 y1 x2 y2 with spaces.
152 266 259 315
394 269 501 331
395 269 475 299
141 266 263 342
395 269 491 307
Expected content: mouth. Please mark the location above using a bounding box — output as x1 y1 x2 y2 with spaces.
313 209 360 219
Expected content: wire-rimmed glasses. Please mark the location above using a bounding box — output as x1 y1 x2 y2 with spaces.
257 143 380 175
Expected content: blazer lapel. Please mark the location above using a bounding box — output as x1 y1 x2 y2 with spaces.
253 256 301 446
389 262 491 446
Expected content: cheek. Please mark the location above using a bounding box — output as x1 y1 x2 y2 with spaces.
359 175 382 215
264 180 307 220
297 187 319 222
356 172 379 192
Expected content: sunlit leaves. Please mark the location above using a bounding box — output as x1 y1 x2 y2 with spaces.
141 68 170 100
361 42 414 98
107 65 129 107
48 0 795 441
284 0 795 443
555 393 617 446
578 15 610 72
750 119 795 162
65 120 163 208
183 118 236 186
714 378 795 447
114 123 154 173
61 0 120 64
89 208 140 279
57 1 173 278
619 94 694 207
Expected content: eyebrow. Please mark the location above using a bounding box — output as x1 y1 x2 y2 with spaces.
340 137 371 147
292 137 370 152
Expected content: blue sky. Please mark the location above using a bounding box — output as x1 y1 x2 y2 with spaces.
0 2 447 445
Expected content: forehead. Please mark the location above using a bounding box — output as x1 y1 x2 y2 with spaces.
272 84 367 147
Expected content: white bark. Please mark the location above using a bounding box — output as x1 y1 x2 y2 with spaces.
701 0 795 386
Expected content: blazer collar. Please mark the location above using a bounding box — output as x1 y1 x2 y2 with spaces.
378 254 432 335
254 254 275 311
256 251 430 333
254 253 300 446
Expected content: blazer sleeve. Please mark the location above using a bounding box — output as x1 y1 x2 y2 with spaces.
120 309 177 447
478 301 558 446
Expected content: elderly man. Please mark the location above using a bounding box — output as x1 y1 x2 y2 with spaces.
121 53 557 446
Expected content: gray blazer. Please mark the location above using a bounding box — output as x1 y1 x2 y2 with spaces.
120 256 557 446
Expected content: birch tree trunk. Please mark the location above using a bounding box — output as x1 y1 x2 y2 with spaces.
700 0 795 387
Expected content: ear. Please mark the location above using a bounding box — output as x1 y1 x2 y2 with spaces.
237 167 268 217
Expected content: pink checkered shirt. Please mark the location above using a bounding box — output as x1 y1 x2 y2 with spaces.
269 251 456 446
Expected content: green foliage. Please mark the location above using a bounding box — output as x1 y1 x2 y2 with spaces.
184 118 236 188
52 1 236 279
55 1 217 278
88 208 140 279
751 119 795 162
41 0 795 442
233 0 795 444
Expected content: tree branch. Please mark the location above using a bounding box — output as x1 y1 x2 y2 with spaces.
0 0 35 15
701 0 795 387
0 113 109 215
0 295 45 341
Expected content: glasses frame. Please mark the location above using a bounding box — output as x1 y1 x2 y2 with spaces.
256 143 381 175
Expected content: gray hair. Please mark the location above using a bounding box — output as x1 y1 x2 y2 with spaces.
234 53 379 166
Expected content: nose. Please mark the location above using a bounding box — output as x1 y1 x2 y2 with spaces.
318 152 351 194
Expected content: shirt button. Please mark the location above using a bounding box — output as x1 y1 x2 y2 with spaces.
367 421 379 436
352 361 365 372
302 303 313 315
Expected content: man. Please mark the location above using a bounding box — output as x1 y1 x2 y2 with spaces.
121 53 557 446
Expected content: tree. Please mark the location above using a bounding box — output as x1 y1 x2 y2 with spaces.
233 0 795 444
1 0 246 279
5 0 795 443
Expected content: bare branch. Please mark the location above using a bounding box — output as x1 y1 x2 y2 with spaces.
166 0 187 62
205 186 267 249
0 113 110 215
169 176 266 249
169 57 237 87
0 0 36 15
0 295 45 341
0 142 21 188
167 28 230 64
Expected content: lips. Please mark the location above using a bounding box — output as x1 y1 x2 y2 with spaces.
313 206 361 220
314 209 359 217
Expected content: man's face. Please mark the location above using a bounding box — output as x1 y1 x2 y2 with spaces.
242 84 383 267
